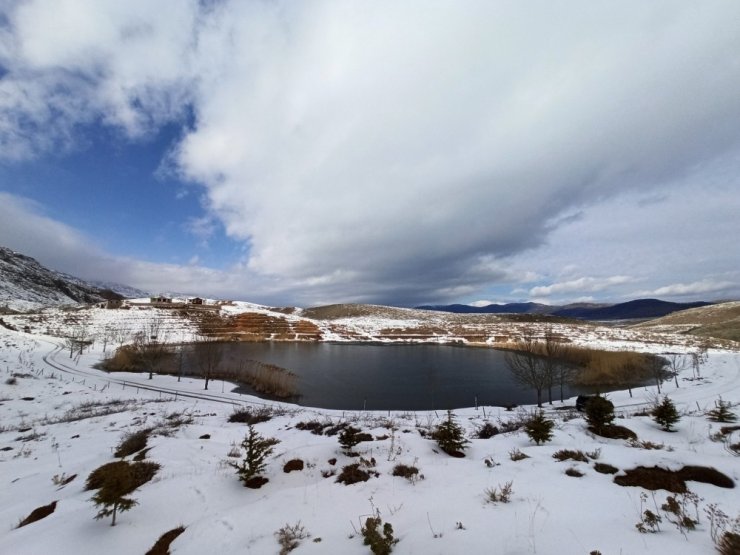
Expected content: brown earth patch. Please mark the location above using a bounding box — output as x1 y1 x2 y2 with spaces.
614 465 734 492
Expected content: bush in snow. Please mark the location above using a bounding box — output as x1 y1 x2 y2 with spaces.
338 425 372 456
114 428 152 458
392 463 422 483
653 396 680 431
336 459 379 485
362 515 398 555
707 398 737 423
431 410 469 456
524 410 554 445
475 422 499 439
584 395 614 434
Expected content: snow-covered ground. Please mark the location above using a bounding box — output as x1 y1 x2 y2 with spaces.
0 326 738 554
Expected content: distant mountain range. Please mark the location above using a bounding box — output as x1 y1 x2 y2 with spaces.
0 246 136 312
416 299 713 320
0 244 715 321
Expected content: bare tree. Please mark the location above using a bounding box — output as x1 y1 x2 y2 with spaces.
131 319 171 380
666 353 688 389
196 335 223 390
614 360 638 398
648 355 668 394
505 331 550 408
99 325 116 354
63 324 92 358
111 325 131 350
542 327 567 404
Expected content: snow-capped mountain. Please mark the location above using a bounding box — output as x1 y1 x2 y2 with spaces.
88 280 149 299
0 246 123 312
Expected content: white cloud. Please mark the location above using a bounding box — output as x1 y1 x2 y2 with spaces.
637 280 737 298
529 276 635 298
0 192 238 298
184 216 217 246
1 2 740 305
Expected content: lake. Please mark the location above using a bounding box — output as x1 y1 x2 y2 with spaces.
181 342 600 410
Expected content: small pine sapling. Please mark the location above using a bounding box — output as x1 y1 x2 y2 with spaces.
524 410 554 445
431 410 469 456
338 425 363 456
89 461 141 526
653 396 680 431
584 395 614 434
229 424 280 487
707 398 737 423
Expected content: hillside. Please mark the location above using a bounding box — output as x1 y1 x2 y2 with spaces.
554 298 712 320
634 301 740 342
0 247 122 312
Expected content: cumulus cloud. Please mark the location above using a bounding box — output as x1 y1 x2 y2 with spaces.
1 1 740 305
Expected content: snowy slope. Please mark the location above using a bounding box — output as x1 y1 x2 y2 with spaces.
0 246 116 312
0 326 738 555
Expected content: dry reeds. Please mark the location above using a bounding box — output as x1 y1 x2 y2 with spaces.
565 348 658 387
239 359 298 399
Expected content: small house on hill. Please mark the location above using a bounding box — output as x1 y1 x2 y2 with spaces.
188 297 204 305
97 299 123 309
150 295 172 304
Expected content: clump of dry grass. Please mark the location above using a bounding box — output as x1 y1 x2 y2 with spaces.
17 501 57 528
552 449 589 462
114 428 152 458
145 525 186 555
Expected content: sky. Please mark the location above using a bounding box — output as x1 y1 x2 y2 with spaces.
1 0 739 308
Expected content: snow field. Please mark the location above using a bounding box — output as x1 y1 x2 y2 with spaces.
0 327 738 554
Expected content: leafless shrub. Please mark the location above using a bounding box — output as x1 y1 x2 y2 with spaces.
627 438 669 451
485 481 513 503
275 521 310 554
51 473 76 487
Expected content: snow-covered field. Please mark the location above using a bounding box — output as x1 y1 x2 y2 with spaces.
0 326 738 554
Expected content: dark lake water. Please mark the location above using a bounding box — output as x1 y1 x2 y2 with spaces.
181 342 600 410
